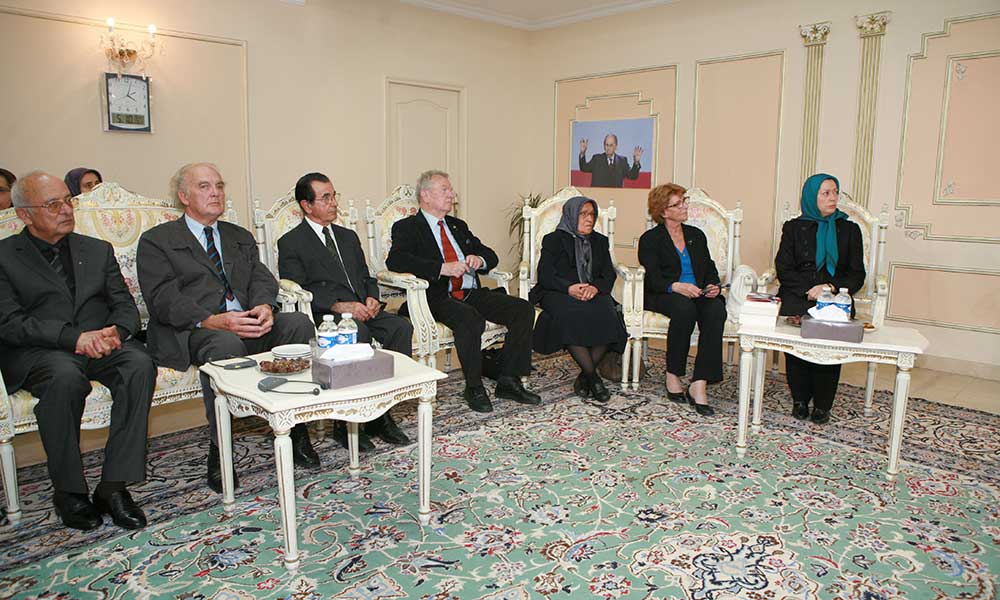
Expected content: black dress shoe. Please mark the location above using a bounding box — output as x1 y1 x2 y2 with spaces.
464 386 494 413
290 424 321 470
207 444 240 494
52 491 102 531
588 374 611 403
495 376 541 405
573 373 591 398
333 421 376 452
367 413 410 445
810 407 831 424
792 402 810 420
686 390 715 416
666 388 686 403
92 489 147 530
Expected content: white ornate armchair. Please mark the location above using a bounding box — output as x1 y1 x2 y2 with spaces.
365 184 512 369
759 193 888 412
516 186 638 387
253 190 360 324
0 183 297 521
625 188 756 390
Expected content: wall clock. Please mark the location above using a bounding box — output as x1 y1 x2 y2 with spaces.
103 72 152 133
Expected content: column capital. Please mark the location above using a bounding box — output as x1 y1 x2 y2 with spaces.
799 22 832 46
856 11 891 37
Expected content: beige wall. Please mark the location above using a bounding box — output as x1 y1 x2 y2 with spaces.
1 0 998 374
0 0 533 259
520 0 1000 374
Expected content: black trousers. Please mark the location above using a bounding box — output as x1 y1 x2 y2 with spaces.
784 353 841 411
426 288 533 388
23 340 156 494
645 293 726 384
191 311 316 439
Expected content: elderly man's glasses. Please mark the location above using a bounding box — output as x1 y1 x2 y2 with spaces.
667 198 689 209
313 192 341 205
24 197 78 214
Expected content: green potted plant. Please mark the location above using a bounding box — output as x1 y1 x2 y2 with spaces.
506 192 543 259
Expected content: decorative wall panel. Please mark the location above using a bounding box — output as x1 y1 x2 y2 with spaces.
887 263 1000 334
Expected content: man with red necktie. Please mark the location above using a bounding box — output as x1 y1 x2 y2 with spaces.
386 170 540 413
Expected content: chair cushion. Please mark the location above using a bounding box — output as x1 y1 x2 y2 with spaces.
10 366 202 430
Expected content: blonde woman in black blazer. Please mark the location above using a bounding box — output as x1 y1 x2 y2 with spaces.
637 184 727 416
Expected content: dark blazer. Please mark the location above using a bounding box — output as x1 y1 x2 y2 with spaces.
385 213 499 301
0 230 140 392
277 219 379 319
578 153 640 188
774 217 866 316
529 229 615 304
638 223 721 298
136 218 278 371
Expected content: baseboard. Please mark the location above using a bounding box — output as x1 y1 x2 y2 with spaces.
916 354 1000 382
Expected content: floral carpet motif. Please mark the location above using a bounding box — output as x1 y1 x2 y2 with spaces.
1 352 997 599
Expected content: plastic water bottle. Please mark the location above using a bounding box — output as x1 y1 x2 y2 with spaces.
317 314 338 348
834 287 852 316
336 313 358 345
816 287 835 311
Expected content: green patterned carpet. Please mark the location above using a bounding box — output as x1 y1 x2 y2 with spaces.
1 353 998 599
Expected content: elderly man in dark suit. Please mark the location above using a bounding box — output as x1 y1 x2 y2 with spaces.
578 134 642 188
386 170 540 413
277 172 411 450
136 163 318 493
0 171 155 531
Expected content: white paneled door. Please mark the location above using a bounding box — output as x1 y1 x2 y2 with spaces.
386 80 464 216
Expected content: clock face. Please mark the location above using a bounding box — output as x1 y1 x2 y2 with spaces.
105 73 151 132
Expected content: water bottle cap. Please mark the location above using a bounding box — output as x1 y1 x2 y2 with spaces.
323 315 335 321
839 288 848 292
341 313 352 319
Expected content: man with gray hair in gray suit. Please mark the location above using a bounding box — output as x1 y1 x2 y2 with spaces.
137 162 319 494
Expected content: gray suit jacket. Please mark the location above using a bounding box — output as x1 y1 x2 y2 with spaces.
136 218 278 371
277 219 379 320
0 230 140 391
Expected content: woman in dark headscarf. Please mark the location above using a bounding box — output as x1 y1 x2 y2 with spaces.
775 173 866 424
0 168 15 210
638 183 726 417
529 196 627 402
64 168 103 197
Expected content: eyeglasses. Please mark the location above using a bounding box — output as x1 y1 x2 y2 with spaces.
23 197 78 214
667 198 689 209
313 191 341 205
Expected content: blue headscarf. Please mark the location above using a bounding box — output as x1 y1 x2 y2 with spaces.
798 173 847 276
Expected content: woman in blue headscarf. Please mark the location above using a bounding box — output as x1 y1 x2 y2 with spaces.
529 196 628 402
775 173 866 424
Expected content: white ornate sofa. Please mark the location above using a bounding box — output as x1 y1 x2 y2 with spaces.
365 184 512 369
625 188 757 390
516 186 638 387
0 182 301 521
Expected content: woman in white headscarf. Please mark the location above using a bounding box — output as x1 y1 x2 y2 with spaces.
529 196 627 402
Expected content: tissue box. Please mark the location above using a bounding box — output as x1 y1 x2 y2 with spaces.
800 315 864 343
312 349 394 390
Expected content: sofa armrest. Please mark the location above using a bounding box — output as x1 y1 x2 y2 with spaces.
376 270 437 357
872 274 888 328
517 261 530 301
483 269 513 293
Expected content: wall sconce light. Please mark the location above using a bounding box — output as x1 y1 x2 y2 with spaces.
100 17 161 76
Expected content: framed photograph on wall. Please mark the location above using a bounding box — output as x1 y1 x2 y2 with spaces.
101 72 152 133
571 117 654 189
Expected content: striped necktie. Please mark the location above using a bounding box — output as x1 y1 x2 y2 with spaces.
204 226 235 312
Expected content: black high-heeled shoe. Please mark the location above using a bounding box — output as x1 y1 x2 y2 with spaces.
686 390 715 416
666 388 686 403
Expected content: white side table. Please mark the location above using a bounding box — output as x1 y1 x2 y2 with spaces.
735 322 928 480
200 350 446 571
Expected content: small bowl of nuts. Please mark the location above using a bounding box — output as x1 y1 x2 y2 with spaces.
258 357 311 374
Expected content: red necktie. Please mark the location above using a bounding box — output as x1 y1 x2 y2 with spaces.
438 220 464 299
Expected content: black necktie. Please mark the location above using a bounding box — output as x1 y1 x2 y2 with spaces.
49 244 75 297
323 227 357 297
204 226 235 313
608 156 613 166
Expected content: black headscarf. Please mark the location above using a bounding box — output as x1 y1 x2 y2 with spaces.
555 196 598 284
64 167 103 197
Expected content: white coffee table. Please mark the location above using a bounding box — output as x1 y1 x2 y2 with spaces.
735 322 928 480
200 350 446 571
